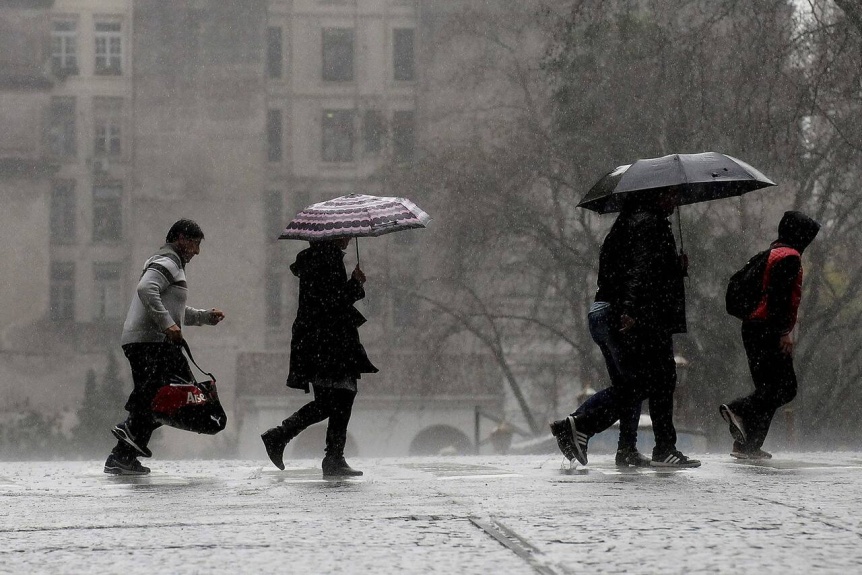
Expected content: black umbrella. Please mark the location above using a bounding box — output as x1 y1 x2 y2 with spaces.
578 152 776 214
578 152 777 252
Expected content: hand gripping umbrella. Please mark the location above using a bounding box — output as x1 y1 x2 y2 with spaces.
278 193 431 262
578 152 776 251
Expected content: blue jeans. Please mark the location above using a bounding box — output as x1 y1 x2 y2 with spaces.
574 303 642 451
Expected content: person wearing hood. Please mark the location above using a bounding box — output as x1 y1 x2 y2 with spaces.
720 211 820 459
261 237 377 477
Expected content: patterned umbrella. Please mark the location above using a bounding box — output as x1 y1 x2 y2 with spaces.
279 193 431 240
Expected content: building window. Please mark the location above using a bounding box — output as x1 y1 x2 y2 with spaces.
47 97 76 158
50 180 76 245
322 28 354 82
51 20 78 76
267 27 283 79
94 21 123 75
363 110 384 156
392 110 415 163
93 97 123 157
93 263 123 320
322 110 354 162
267 109 283 162
265 271 283 327
50 262 75 322
393 28 415 81
92 185 122 243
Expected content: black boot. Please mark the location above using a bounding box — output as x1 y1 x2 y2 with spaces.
322 456 363 477
261 423 299 470
322 390 360 476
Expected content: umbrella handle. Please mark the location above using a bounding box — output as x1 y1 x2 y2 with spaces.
676 207 685 254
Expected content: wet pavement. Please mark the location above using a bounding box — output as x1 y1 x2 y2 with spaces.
2 452 861 574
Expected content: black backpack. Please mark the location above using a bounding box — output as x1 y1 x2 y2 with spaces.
725 249 771 320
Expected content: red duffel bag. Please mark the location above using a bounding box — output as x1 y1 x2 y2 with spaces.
151 341 227 435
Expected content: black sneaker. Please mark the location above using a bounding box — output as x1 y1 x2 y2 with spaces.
615 448 652 467
322 457 363 477
731 442 772 460
550 416 588 465
748 448 772 460
111 422 152 458
651 450 701 468
719 404 747 443
104 454 150 476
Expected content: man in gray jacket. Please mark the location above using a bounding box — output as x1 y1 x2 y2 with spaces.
104 219 225 475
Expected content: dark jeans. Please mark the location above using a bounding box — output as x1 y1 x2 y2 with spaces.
575 303 642 451
726 322 797 450
282 385 357 460
112 342 192 459
575 304 678 454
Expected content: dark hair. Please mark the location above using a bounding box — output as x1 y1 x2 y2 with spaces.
166 219 204 243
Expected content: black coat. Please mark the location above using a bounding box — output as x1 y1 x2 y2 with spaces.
594 208 687 334
286 242 378 392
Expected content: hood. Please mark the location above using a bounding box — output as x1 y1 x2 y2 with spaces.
289 241 343 277
776 211 820 253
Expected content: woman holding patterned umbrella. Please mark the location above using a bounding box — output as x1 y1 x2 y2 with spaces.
262 194 429 476
261 236 377 477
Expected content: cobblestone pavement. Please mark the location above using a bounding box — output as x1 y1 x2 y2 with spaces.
2 452 861 574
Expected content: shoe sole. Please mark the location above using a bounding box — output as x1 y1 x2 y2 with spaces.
111 426 152 458
735 450 772 460
567 416 588 466
719 405 747 443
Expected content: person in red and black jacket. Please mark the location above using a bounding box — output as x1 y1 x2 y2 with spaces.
720 211 820 459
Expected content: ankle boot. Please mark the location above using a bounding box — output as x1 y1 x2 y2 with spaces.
261 426 292 470
322 456 363 477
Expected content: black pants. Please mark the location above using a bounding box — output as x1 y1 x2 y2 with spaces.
282 385 356 460
727 322 797 451
574 326 678 455
112 342 192 459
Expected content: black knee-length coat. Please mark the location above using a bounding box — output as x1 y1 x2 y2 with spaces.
286 242 378 392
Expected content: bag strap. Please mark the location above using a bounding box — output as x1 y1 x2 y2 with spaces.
180 339 216 382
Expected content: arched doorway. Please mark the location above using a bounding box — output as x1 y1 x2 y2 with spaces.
409 425 472 456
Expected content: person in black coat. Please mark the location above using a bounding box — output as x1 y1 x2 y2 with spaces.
720 211 820 459
551 188 701 468
261 237 378 476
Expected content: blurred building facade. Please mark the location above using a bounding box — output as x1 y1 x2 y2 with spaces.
0 0 504 459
